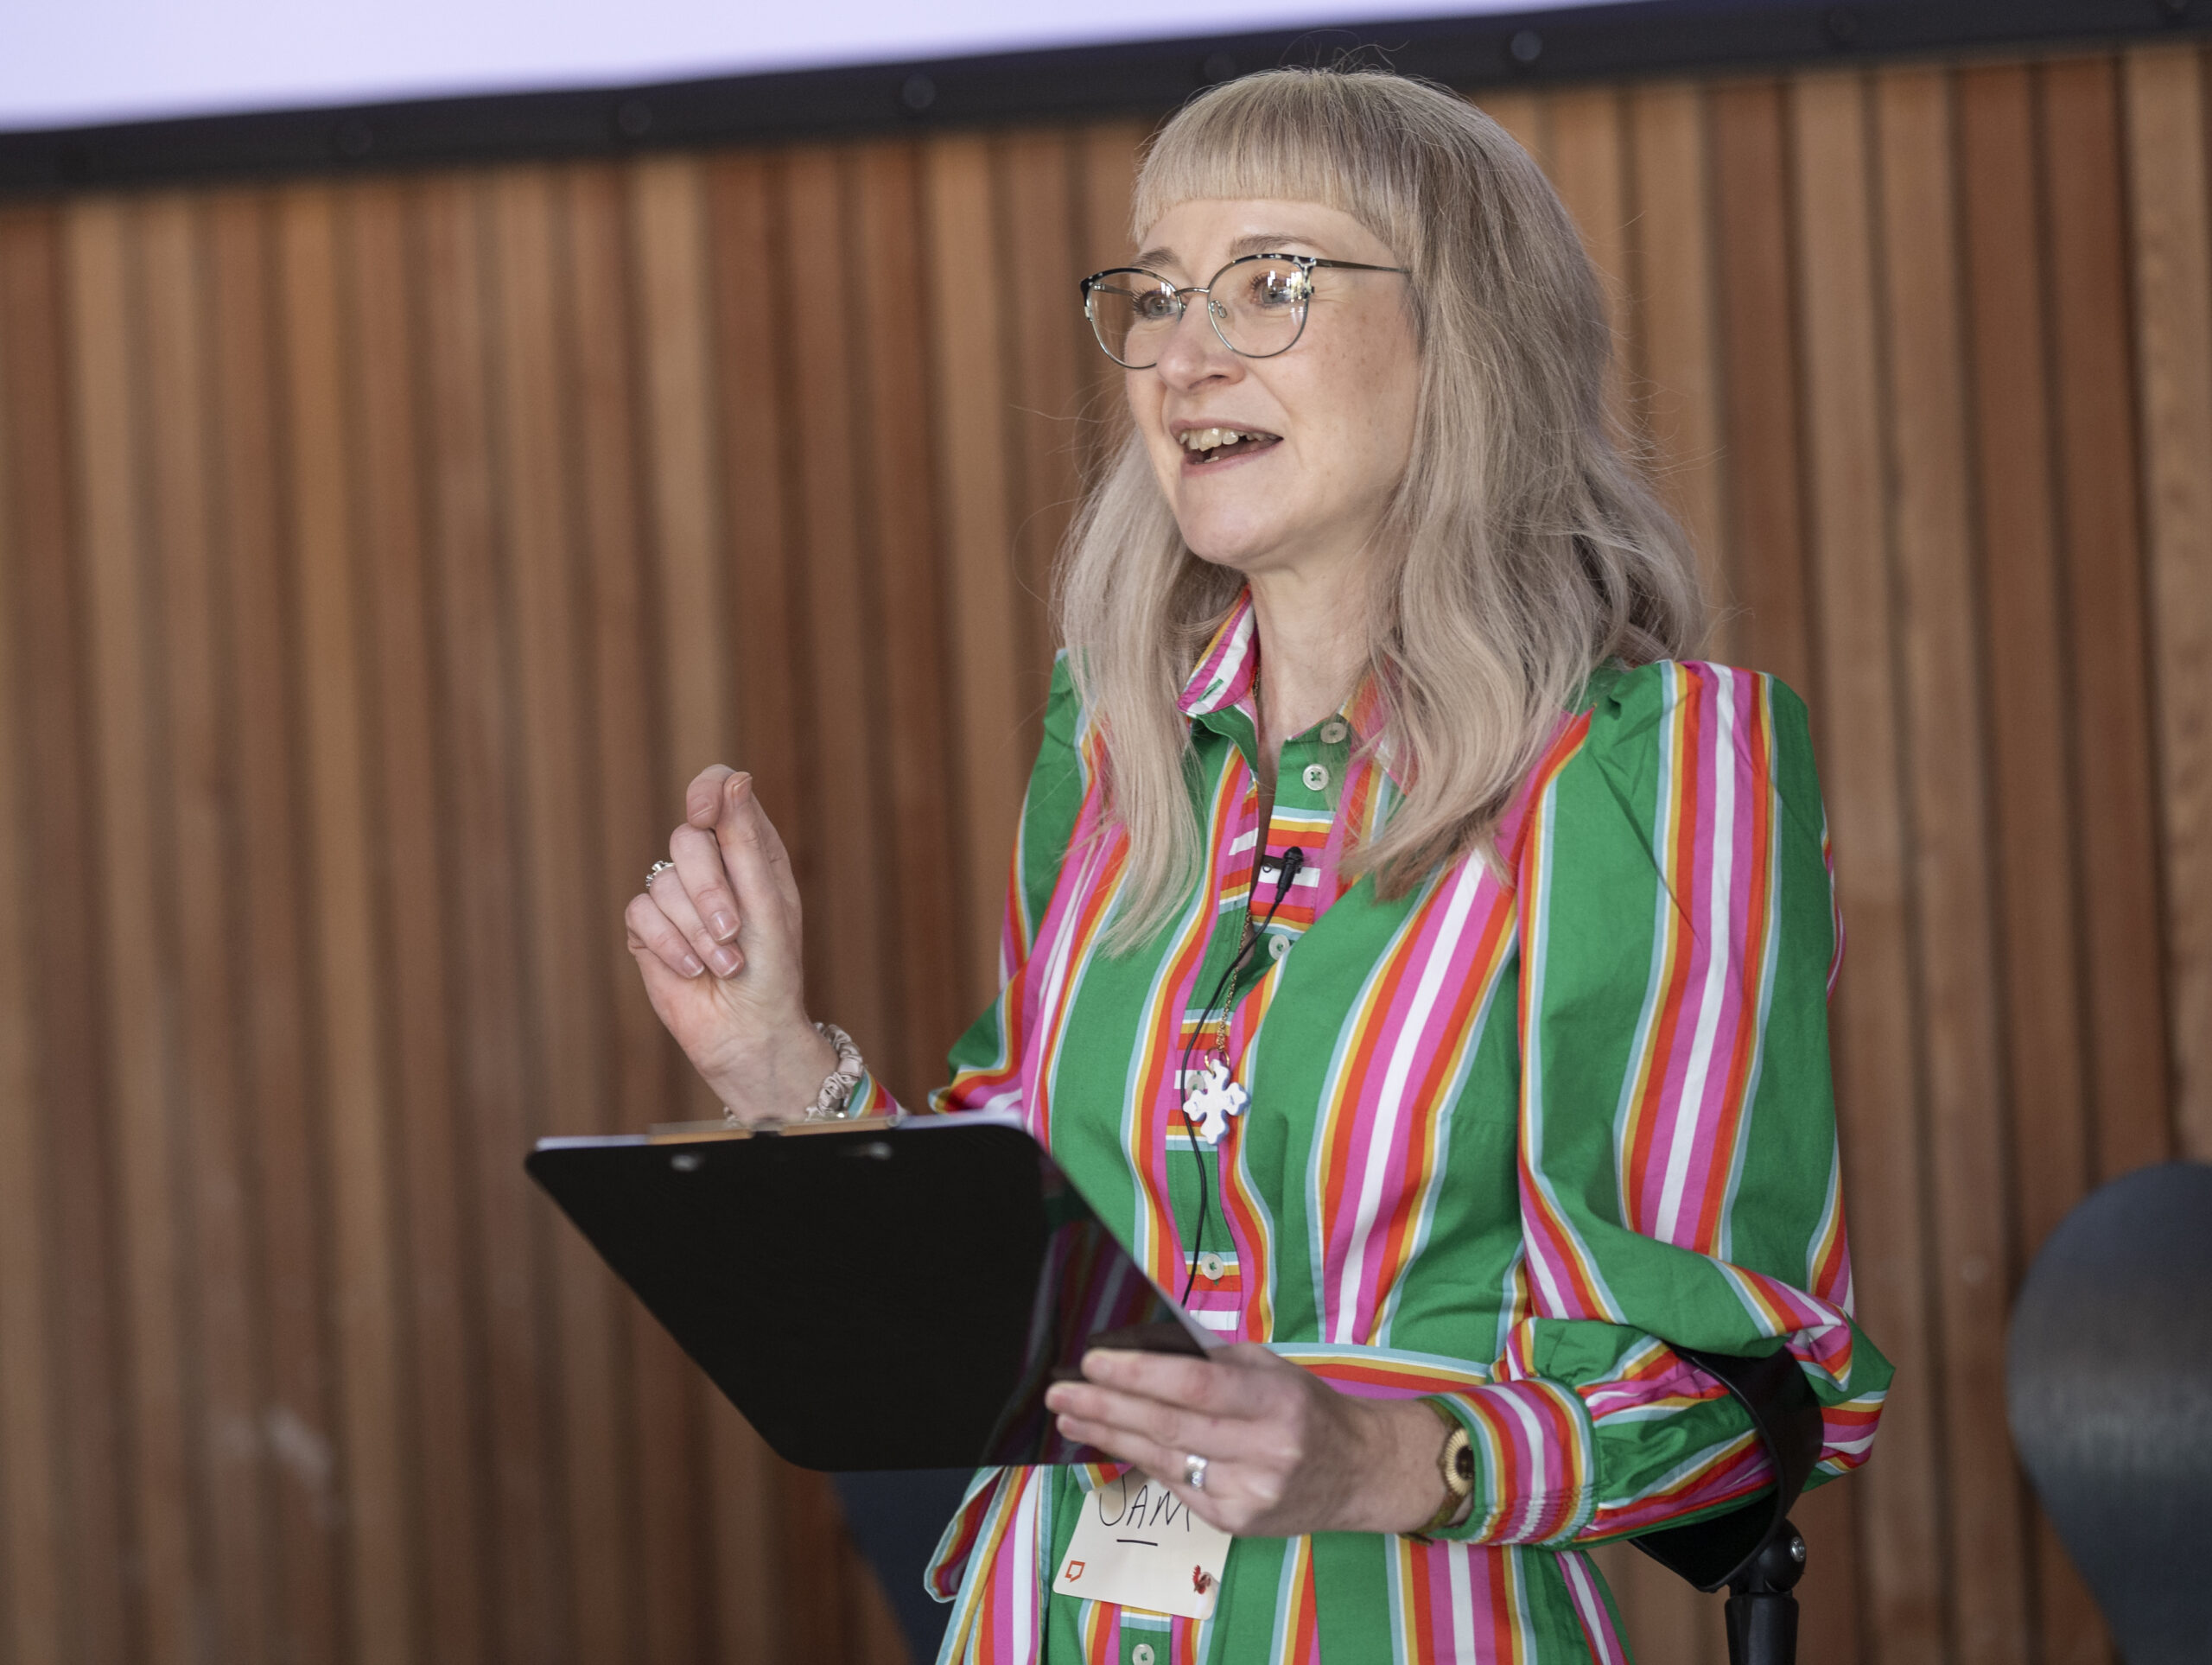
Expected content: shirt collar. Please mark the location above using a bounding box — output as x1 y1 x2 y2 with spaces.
1178 592 1260 720
1176 588 1397 772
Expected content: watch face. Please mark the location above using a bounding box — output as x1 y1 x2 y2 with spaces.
1452 1441 1475 1484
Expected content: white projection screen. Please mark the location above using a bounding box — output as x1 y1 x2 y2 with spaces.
4 0 1616 132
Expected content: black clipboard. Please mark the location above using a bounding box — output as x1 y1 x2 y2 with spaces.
525 1112 1211 1471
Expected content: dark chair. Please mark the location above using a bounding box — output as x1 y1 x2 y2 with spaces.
2008 1160 2212 1665
832 1468 974 1662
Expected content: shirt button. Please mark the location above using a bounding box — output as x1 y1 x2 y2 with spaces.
1267 932 1290 961
1198 1252 1226 1281
1302 762 1330 792
1320 719 1348 744
1134 1648 1157 1665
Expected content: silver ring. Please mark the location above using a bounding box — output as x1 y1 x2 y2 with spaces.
1182 1453 1208 1490
645 859 676 892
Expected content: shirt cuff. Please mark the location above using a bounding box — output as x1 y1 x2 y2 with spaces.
1421 1379 1598 1545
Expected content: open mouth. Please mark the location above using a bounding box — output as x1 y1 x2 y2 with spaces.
1179 425 1281 467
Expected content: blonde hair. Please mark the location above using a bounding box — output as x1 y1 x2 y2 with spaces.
1059 66 1701 945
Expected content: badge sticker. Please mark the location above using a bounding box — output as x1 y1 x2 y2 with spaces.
1052 1471 1232 1619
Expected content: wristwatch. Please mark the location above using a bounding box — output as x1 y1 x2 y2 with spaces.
1415 1396 1477 1539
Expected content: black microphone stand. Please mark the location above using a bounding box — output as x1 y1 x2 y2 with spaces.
1722 1517 1806 1665
1630 1347 1823 1665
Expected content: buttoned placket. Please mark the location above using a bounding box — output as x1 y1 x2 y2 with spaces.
1171 694 1362 1344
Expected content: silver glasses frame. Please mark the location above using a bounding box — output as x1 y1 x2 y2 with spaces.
1078 251 1410 370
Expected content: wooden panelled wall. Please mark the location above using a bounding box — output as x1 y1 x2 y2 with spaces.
0 41 2209 1665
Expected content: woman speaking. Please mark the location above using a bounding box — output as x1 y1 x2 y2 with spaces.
626 66 1890 1665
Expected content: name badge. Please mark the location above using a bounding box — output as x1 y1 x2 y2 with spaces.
1052 1470 1232 1620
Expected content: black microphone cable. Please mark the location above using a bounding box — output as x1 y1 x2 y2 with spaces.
1176 844 1306 1308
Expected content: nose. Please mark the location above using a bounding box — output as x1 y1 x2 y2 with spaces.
1151 290 1239 389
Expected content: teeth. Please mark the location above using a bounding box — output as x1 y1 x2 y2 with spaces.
1180 426 1268 452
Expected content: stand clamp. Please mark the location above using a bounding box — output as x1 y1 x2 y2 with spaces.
1629 1346 1824 1665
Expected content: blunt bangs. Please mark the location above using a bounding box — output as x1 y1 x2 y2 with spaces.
1129 69 1431 269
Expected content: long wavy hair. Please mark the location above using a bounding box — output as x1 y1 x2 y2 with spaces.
1059 67 1702 946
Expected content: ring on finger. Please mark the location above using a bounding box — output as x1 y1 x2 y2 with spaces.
645 858 676 892
1182 1453 1208 1490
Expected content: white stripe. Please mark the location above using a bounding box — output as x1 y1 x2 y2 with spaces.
1561 1553 1624 1664
1520 785 1625 1323
1718 700 1783 1262
1331 858 1484 1344
1188 618 1255 714
1656 669 1738 1245
1446 1541 1477 1662
1493 1384 1561 1540
1008 1477 1039 1663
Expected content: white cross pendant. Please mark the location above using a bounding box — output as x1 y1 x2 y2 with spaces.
1186 1055 1249 1146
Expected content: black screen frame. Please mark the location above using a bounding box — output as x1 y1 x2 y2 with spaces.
3 0 2205 195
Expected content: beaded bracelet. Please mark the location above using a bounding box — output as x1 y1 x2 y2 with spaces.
804 1021 865 1122
718 1020 866 1127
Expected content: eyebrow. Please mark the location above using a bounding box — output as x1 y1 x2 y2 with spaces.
1130 232 1326 273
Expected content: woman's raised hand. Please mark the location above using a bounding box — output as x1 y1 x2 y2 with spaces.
624 767 836 1122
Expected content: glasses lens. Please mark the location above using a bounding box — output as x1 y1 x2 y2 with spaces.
1211 258 1312 358
1087 271 1179 366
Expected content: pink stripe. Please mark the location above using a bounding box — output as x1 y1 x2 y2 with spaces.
1319 860 1510 1339
1560 1550 1630 1664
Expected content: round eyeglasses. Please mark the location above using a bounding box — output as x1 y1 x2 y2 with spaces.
1078 252 1409 369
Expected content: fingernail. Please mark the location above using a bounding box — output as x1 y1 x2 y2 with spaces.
709 946 741 978
682 953 706 977
710 911 738 941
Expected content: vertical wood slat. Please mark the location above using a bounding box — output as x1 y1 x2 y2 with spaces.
1626 81 1732 649
1876 65 2029 1665
348 175 496 1665
1792 69 1948 1665
925 133 1028 1007
2039 60 2171 1193
997 132 1084 740
1957 61 2094 1296
417 171 572 1665
7 197 142 1665
781 146 893 1069
488 166 639 1665
0 208 67 1665
2125 45 2212 1164
1547 86 1632 429
1710 80 1820 697
139 193 275 1665
275 182 416 1665
207 187 349 1665
853 139 967 1103
67 194 198 1665
632 155 735 1130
